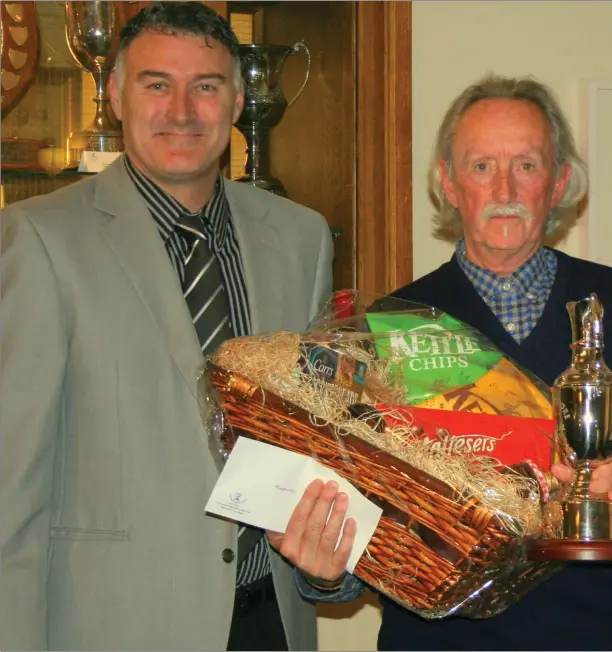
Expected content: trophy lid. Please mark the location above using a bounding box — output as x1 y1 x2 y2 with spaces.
567 293 604 346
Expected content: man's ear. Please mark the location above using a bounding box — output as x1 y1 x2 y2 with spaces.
550 162 571 208
232 88 244 125
438 159 459 208
108 71 123 122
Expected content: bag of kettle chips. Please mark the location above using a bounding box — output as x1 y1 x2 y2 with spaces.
365 311 500 401
365 311 551 419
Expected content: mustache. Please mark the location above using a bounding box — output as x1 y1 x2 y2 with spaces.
480 203 533 222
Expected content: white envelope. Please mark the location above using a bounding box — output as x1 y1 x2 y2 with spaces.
205 437 383 572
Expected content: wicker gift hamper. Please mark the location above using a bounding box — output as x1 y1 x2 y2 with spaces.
205 361 560 619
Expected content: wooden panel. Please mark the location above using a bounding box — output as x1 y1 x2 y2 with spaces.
229 12 253 180
124 2 149 21
356 1 412 296
125 2 228 21
259 1 356 291
201 2 228 18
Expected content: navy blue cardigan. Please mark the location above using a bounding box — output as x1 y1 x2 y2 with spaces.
380 249 612 651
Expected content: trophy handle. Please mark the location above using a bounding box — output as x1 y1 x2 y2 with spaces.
287 40 311 109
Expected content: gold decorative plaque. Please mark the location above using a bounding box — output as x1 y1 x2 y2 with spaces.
1 2 41 118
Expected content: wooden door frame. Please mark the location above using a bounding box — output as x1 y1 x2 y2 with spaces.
356 0 412 296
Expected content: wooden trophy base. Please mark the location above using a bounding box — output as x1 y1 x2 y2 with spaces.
528 539 612 562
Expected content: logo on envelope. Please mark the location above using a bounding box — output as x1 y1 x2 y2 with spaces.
229 492 247 505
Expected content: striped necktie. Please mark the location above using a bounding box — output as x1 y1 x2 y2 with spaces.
175 213 233 356
175 212 267 581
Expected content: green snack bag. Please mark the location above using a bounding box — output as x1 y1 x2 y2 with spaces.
365 311 502 404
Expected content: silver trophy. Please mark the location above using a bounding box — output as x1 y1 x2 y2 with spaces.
235 41 310 197
529 293 612 561
65 1 124 155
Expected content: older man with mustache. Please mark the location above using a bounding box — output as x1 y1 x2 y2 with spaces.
378 73 612 651
269 75 612 651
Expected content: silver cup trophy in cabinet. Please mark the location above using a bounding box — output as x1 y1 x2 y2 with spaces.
65 0 125 158
235 40 310 197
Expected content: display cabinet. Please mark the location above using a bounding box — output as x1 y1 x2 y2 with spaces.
1 1 413 293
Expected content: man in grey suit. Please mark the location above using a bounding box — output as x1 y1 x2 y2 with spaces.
0 3 333 650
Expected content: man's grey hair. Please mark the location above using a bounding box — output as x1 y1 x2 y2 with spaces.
429 74 588 239
113 1 243 93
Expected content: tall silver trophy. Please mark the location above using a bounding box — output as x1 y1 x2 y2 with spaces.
65 1 125 156
235 41 310 197
530 293 612 561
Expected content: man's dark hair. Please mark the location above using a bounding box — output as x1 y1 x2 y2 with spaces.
120 2 239 57
115 2 242 88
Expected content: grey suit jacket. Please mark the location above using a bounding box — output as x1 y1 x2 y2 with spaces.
0 157 333 651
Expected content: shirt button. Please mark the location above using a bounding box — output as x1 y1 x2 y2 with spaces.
506 322 516 332
502 282 512 291
526 292 535 300
222 548 235 563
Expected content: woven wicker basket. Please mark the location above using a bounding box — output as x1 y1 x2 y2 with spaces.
206 362 558 618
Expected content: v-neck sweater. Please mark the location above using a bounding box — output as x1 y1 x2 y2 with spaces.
382 248 612 651
393 248 612 387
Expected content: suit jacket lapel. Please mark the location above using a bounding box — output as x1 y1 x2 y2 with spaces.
94 157 202 397
225 181 284 335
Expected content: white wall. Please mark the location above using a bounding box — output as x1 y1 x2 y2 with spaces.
317 2 612 649
412 0 612 280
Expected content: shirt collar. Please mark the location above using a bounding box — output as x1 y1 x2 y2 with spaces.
125 155 230 251
455 237 555 301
